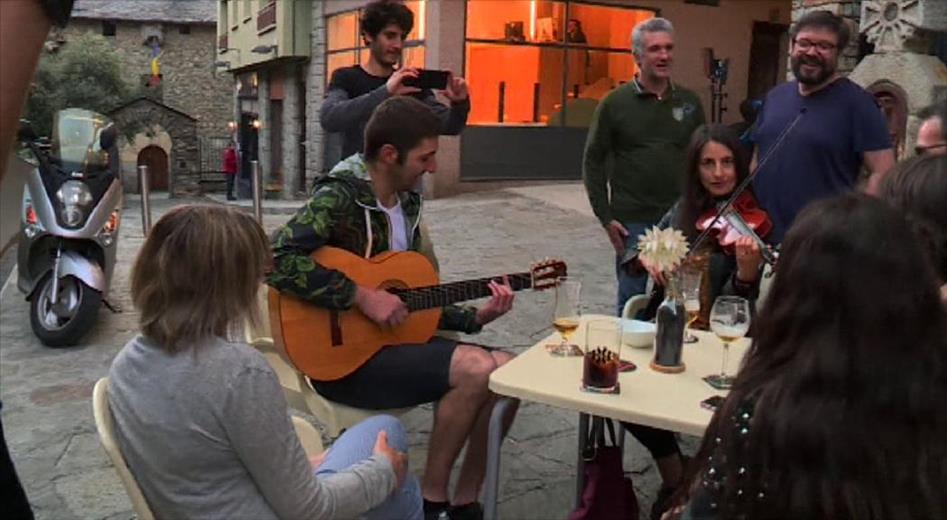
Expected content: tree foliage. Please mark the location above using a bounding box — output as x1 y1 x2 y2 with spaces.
25 33 131 138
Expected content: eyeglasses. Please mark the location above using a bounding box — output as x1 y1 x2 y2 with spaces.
793 39 837 53
915 143 947 155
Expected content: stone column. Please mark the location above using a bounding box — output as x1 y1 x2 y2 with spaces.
422 0 466 199
282 64 302 199
257 71 272 185
305 0 327 185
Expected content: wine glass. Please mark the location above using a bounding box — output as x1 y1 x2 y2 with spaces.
550 277 581 356
680 268 702 344
704 296 750 390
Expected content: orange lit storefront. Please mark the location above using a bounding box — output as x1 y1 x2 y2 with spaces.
323 0 791 196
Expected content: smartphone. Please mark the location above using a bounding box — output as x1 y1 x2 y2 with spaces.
700 395 725 412
403 69 450 90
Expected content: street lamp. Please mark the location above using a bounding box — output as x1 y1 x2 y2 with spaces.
214 60 230 68
251 44 277 54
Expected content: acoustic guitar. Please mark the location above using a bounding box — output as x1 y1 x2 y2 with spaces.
268 246 567 381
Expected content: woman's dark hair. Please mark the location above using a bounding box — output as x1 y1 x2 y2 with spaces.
880 154 947 280
674 124 751 239
360 0 414 41
689 194 947 519
791 10 850 50
364 96 439 164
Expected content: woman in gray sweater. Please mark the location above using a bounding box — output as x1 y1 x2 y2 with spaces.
108 205 422 519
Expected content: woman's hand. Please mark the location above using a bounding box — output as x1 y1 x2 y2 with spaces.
640 255 669 286
734 236 763 283
373 430 408 488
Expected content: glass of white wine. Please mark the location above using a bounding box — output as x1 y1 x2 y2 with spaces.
550 277 582 356
680 268 702 344
704 296 750 390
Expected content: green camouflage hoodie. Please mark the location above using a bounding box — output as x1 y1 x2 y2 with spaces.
268 153 482 333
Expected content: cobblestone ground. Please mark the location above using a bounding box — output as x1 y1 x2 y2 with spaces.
0 186 699 519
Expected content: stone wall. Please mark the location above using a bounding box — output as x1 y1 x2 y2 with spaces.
51 20 231 139
792 0 863 75
305 0 327 186
110 99 200 197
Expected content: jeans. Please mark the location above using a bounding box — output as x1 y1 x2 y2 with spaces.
225 174 235 198
615 221 655 316
315 415 422 520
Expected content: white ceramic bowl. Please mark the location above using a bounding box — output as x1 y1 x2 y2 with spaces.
622 319 656 348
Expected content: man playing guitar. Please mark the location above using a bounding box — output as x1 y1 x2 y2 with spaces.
268 96 518 520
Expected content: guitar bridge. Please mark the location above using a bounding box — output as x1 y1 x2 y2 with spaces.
330 310 343 347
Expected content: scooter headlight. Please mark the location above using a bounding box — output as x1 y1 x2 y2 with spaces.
56 181 92 227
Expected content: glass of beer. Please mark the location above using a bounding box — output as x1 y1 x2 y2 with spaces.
704 296 750 390
550 277 582 356
582 319 621 393
681 268 702 343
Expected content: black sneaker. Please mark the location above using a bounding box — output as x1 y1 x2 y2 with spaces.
449 502 483 520
424 508 451 520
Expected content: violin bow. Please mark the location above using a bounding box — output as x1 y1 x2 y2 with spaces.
687 107 807 263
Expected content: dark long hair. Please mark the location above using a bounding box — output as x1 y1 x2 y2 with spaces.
691 194 947 519
675 124 751 240
879 154 947 281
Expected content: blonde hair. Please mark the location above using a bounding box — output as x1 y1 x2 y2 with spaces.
130 205 269 353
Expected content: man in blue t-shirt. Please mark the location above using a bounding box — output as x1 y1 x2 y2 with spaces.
751 11 894 243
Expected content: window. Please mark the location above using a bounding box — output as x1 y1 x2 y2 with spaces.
243 0 252 20
325 1 427 87
102 20 116 37
465 1 654 127
179 24 191 35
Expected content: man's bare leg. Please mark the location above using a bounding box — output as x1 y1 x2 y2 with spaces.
421 345 496 502
452 350 519 505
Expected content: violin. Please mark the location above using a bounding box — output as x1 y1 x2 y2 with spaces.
695 191 777 265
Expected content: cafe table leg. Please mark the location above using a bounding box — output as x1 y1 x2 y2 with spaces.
575 412 590 509
483 397 516 520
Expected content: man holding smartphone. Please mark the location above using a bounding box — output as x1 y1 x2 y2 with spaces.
320 0 470 161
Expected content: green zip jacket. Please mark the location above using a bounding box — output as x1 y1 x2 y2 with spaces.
267 154 482 334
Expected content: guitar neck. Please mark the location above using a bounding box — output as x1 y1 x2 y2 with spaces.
392 272 533 311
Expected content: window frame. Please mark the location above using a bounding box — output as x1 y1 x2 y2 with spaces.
462 0 658 127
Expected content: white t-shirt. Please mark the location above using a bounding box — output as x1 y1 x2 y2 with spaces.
377 198 409 252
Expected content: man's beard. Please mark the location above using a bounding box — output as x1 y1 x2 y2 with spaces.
791 55 835 85
370 43 399 68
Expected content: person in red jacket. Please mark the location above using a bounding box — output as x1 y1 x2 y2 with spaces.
222 141 238 200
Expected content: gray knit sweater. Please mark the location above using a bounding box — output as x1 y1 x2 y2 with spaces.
108 335 395 519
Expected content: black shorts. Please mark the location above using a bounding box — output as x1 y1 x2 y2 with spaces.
311 336 460 410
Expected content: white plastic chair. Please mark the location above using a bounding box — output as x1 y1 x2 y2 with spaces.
246 286 412 438
93 377 323 520
621 294 652 321
92 377 157 520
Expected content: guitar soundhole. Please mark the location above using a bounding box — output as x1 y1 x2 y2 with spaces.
379 280 409 290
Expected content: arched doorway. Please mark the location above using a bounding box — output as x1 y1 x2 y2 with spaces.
867 81 908 159
137 145 169 192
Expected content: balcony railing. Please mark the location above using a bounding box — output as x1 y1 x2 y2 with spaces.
257 1 276 34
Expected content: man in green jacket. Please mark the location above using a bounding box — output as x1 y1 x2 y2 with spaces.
269 96 517 520
582 17 705 316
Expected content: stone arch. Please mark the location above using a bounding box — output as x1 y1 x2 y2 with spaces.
867 80 909 160
109 97 199 197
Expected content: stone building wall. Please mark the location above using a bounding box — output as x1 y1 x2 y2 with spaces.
51 19 231 139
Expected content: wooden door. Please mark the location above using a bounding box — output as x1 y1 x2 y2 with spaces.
136 145 168 192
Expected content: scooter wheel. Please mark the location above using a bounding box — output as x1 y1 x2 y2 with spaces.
29 273 102 347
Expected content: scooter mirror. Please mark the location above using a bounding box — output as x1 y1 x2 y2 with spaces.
99 124 118 150
18 119 37 142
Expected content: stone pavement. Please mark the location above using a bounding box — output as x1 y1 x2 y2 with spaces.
1 185 699 519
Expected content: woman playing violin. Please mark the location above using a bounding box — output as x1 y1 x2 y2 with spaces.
622 124 770 314
618 124 773 520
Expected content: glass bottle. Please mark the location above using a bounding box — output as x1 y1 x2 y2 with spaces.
652 272 686 372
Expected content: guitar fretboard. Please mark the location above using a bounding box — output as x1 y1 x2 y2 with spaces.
390 272 533 311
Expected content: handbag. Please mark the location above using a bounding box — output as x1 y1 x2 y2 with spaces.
569 416 639 520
